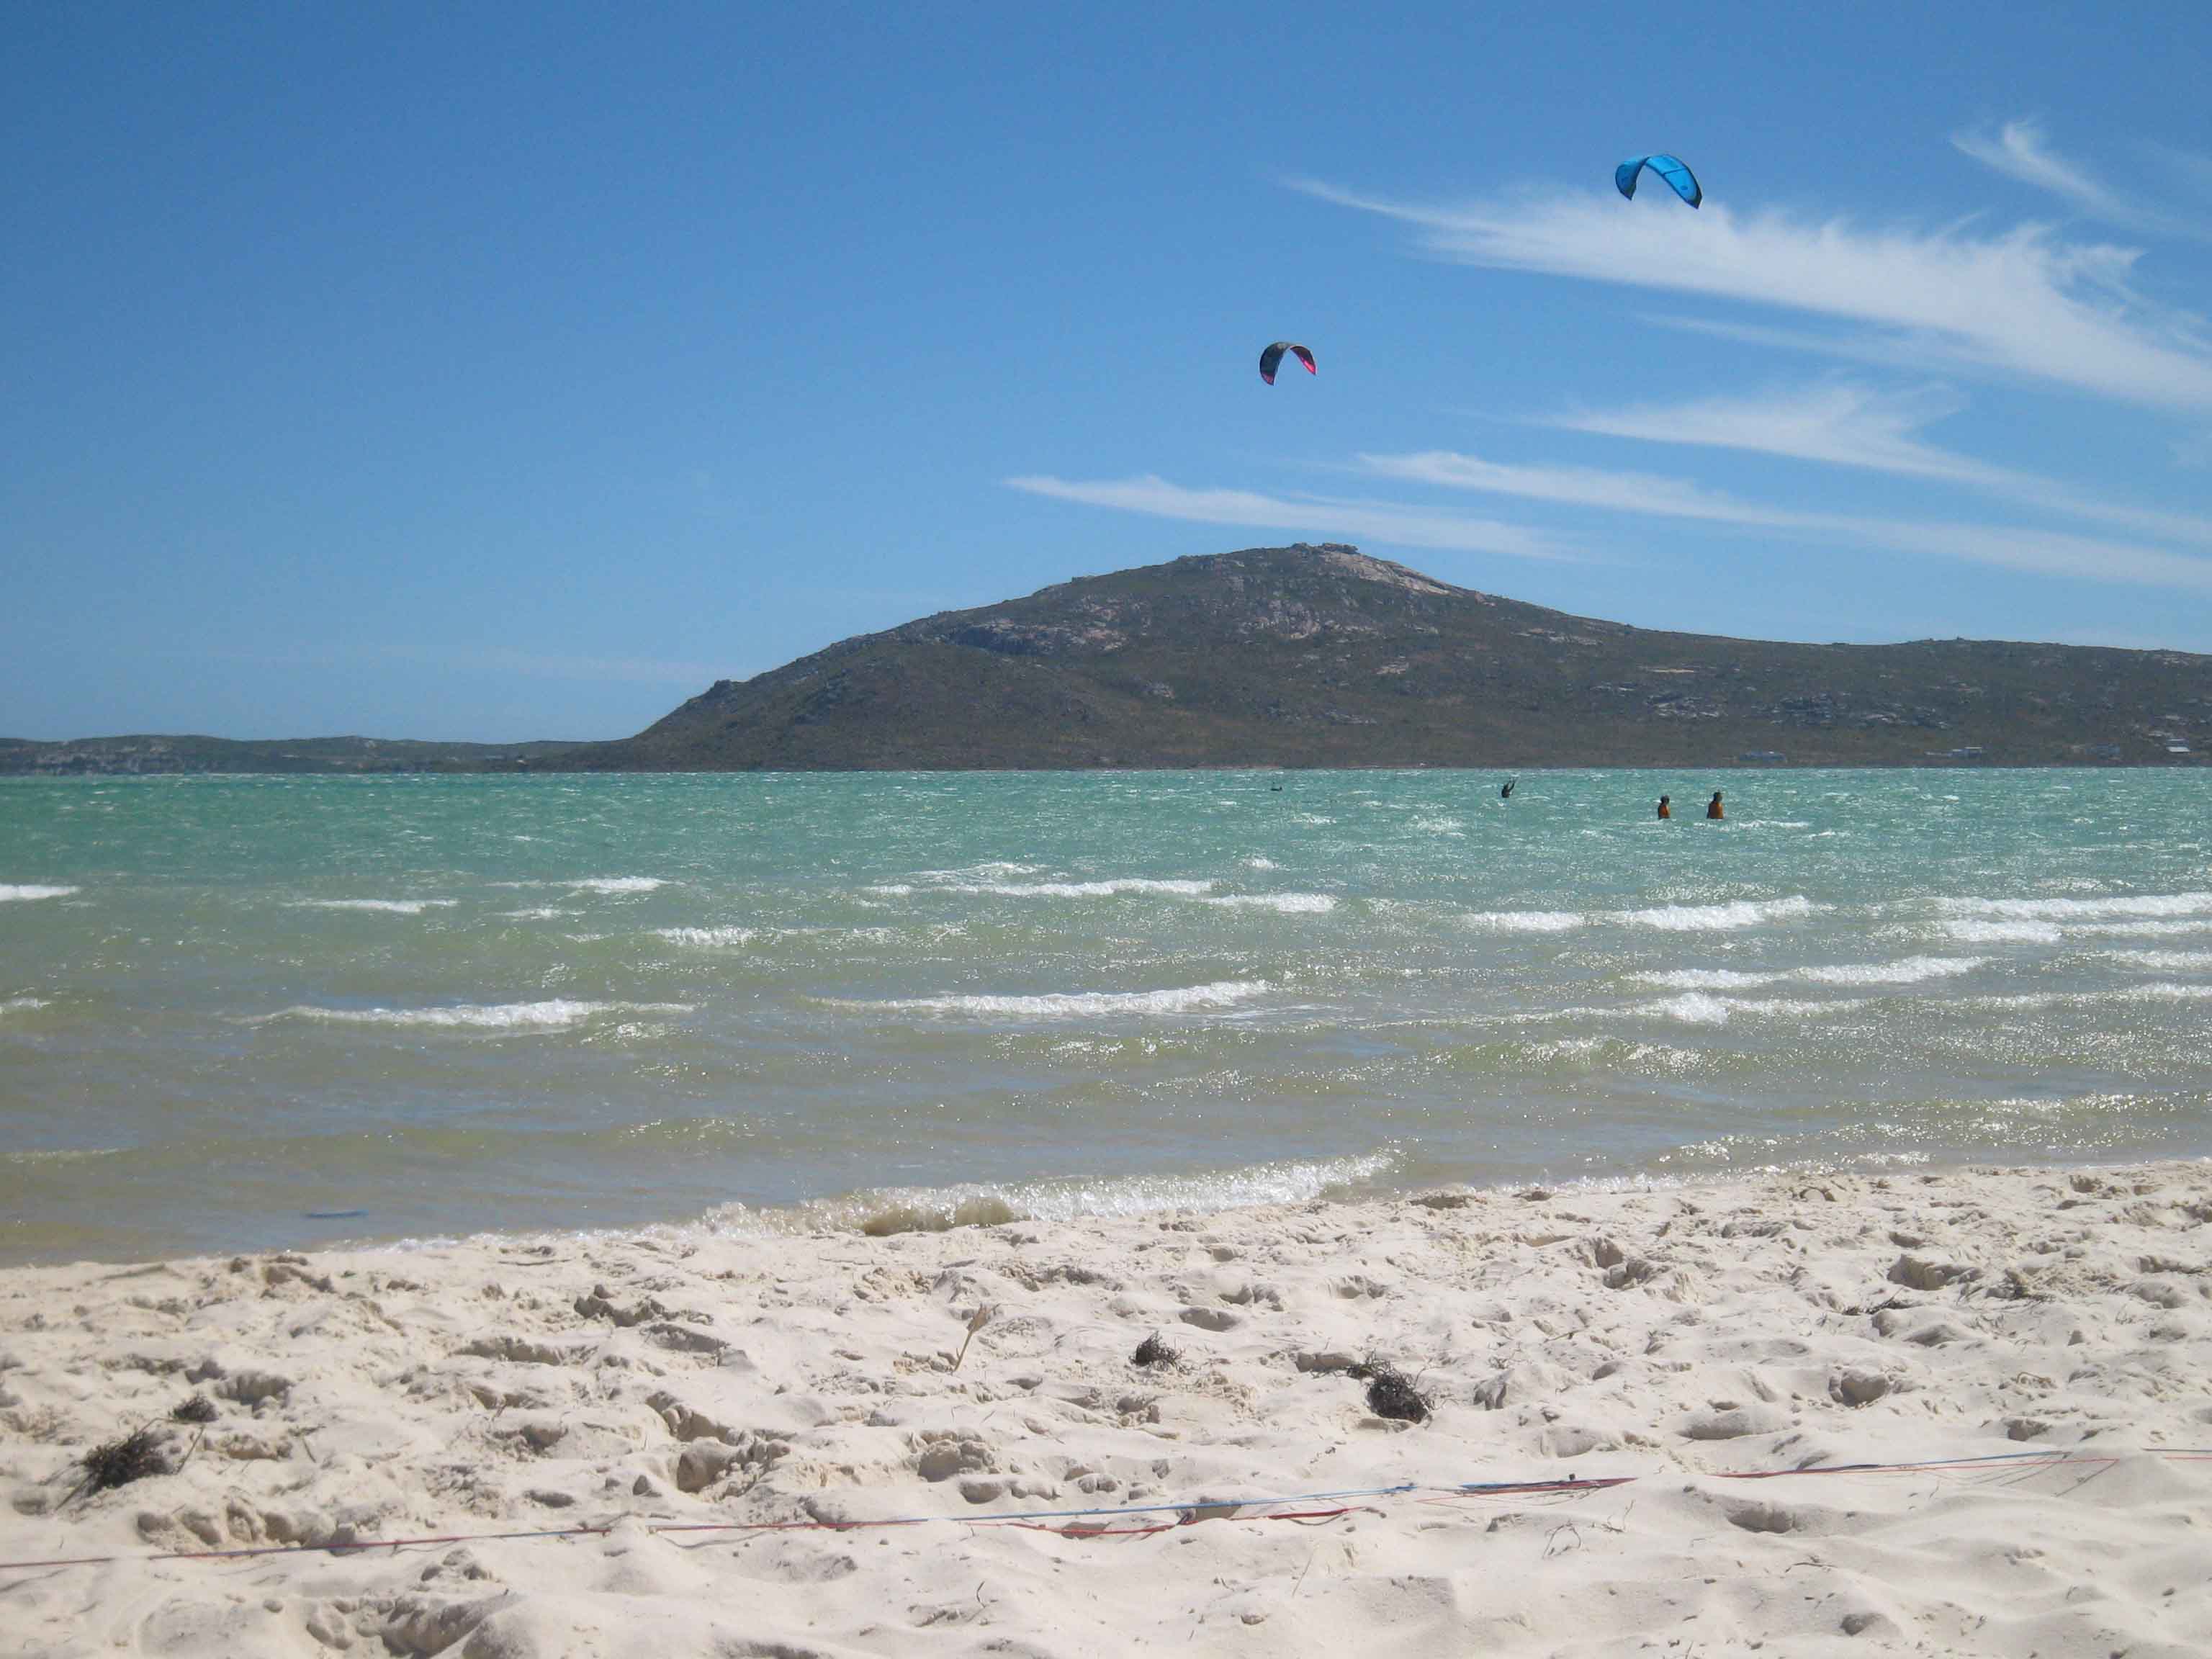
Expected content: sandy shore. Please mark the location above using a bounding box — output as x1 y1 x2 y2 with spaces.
3 1161 2208 1657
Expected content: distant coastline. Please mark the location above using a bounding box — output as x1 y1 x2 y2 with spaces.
9 544 2207 773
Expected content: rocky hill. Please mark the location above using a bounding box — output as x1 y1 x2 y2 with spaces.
13 544 2207 771
560 544 2208 768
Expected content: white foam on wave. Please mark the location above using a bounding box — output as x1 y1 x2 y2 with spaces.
2103 948 2212 971
1941 919 2064 945
0 885 79 903
865 884 916 896
1242 856 1280 871
2072 917 2212 938
1 996 50 1017
291 899 457 915
500 907 570 920
1936 891 2212 922
1619 896 1820 932
1465 909 1586 933
1634 968 1782 990
1797 956 1986 986
1638 992 1867 1026
256 999 692 1032
567 877 669 895
2115 981 2212 1003
859 978 1269 1020
1524 1035 1702 1071
948 877 1215 899
1200 892 1337 914
710 1148 1402 1236
656 925 760 948
1633 956 1984 992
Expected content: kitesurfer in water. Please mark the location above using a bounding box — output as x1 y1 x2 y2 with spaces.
1707 791 1725 820
1656 794 1671 819
1501 779 1516 799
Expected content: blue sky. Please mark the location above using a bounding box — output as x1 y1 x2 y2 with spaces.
6 1 2211 740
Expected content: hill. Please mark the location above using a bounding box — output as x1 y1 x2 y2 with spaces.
559 544 2208 769
9 545 2207 772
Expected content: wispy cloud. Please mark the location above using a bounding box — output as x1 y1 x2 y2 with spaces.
1951 120 2148 225
1354 447 2212 591
1296 181 2212 411
1004 474 1576 561
1357 451 1791 525
1549 382 2002 486
1542 382 2212 548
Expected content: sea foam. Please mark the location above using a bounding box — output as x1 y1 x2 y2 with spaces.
1638 992 1866 1026
713 1148 1400 1236
1619 896 1820 932
1200 892 1337 914
861 979 1269 1020
1643 951 1982 989
1465 909 1586 933
1936 891 2212 922
947 877 1215 899
0 885 79 903
655 926 761 948
290 899 457 915
1941 920 2065 945
257 999 692 1032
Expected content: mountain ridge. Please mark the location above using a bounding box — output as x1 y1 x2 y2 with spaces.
559 543 2209 769
9 544 2207 771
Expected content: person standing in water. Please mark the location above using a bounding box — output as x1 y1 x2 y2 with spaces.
1656 794 1671 819
1707 791 1725 820
1501 779 1516 799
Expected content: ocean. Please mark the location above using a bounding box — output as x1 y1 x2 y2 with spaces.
2 770 2208 1264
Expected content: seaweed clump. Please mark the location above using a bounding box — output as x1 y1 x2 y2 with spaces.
79 1426 168 1493
171 1395 218 1424
1132 1332 1180 1369
1347 1359 1430 1424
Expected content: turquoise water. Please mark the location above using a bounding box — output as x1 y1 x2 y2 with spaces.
3 770 2209 1264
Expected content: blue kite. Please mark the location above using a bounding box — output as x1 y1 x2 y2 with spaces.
1614 154 1701 209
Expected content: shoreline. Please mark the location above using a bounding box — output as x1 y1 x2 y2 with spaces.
11 1145 2209 1273
4 1159 2207 1655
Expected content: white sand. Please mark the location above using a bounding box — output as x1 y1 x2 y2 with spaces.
3 1161 2208 1657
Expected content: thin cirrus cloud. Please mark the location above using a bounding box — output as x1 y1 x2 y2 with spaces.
1545 382 2212 549
1550 382 2004 487
1010 458 2212 593
1952 119 2205 242
1295 180 2212 412
1003 474 1578 561
1356 448 2212 592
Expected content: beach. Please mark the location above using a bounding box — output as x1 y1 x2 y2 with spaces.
5 1160 2208 1657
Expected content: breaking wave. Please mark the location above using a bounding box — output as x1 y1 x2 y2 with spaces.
711 1149 1403 1236
256 999 692 1032
655 926 761 948
945 877 1215 899
1465 909 1585 933
1619 896 1820 932
1200 892 1336 914
855 979 1269 1020
1936 891 2212 921
290 899 457 915
0 885 78 903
